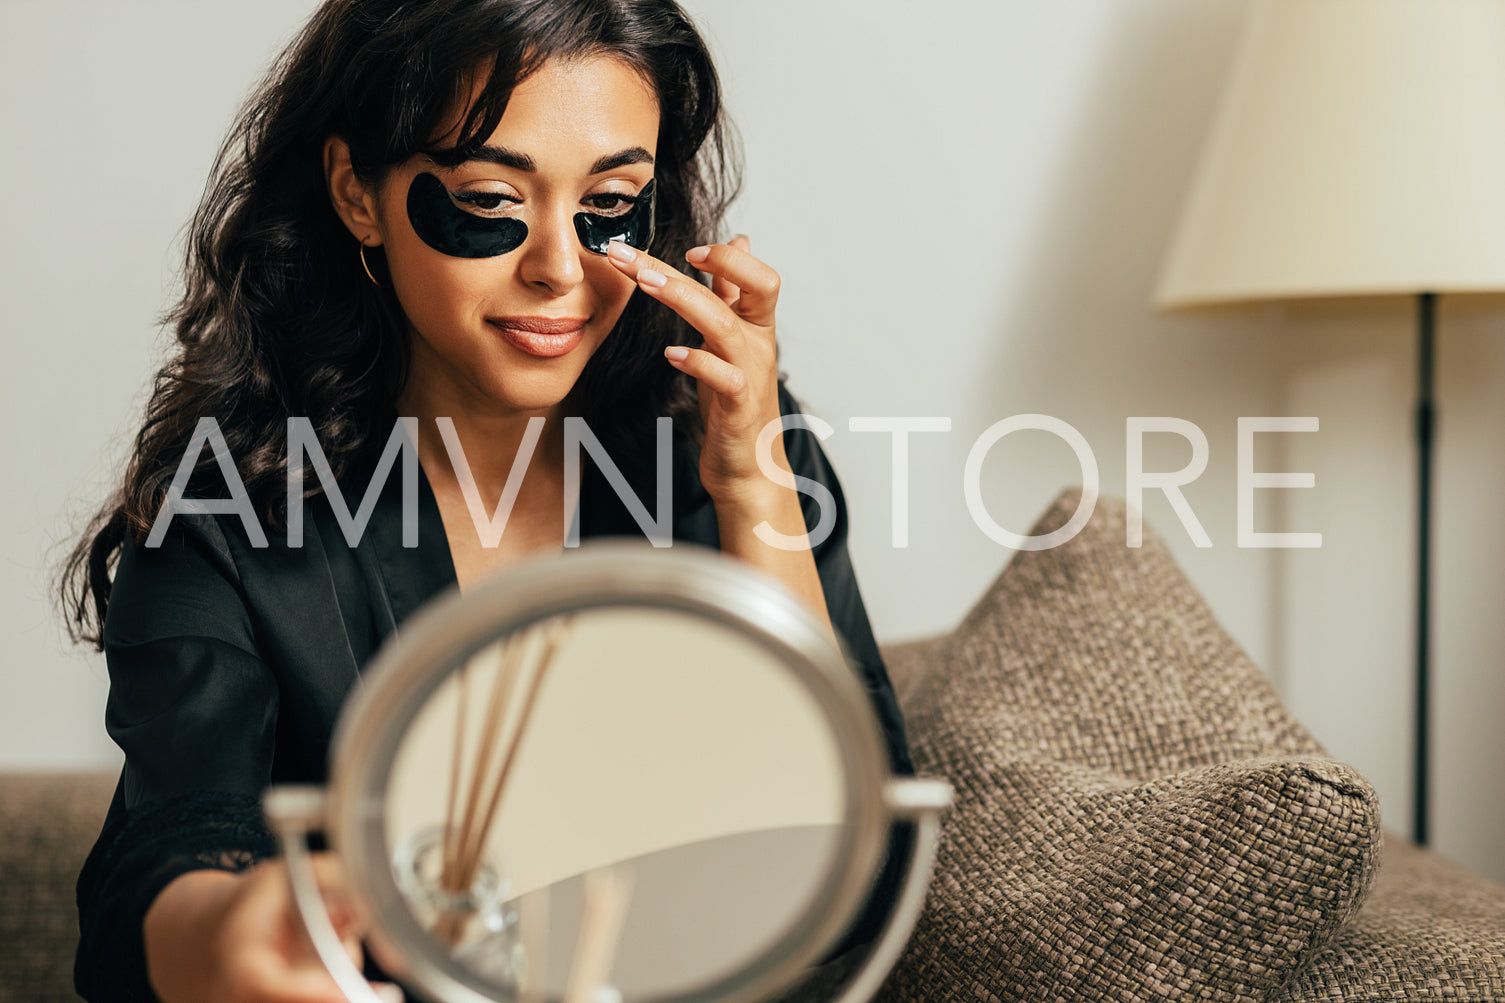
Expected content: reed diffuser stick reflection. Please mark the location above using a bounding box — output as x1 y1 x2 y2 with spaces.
434 616 574 946
563 864 636 1003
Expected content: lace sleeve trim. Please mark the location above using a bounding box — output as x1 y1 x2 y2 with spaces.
75 790 280 1003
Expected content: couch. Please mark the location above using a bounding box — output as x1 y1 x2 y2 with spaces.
0 769 116 1003
874 490 1505 1002
6 489 1504 1002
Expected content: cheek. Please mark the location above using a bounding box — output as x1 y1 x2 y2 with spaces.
585 259 638 320
386 236 511 326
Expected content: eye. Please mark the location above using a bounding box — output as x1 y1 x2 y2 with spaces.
449 189 521 215
583 192 640 218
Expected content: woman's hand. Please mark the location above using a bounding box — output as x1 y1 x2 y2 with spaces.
606 235 833 632
144 855 402 1003
606 234 782 504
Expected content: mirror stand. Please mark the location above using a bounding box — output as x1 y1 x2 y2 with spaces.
260 544 954 1003
265 777 951 1003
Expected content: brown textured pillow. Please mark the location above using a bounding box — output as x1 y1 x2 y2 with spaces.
877 489 1382 1003
1274 835 1505 1001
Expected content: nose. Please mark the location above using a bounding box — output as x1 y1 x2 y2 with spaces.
516 204 585 298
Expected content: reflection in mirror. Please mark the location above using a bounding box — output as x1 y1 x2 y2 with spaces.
384 606 848 1001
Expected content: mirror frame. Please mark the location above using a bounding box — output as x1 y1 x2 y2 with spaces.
322 541 896 1003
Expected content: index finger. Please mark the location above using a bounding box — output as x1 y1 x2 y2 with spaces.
607 241 746 356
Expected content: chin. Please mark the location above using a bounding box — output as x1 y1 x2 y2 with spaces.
485 373 581 415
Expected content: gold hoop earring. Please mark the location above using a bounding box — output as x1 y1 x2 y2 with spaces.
359 242 382 287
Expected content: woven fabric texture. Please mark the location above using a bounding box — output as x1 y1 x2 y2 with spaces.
876 489 1382 1003
1273 833 1505 1001
0 771 116 1003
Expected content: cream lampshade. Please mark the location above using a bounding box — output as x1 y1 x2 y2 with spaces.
1157 0 1505 308
1155 0 1505 846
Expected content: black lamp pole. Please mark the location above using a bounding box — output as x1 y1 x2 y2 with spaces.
1414 290 1436 847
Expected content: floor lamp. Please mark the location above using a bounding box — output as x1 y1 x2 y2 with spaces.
1154 0 1505 847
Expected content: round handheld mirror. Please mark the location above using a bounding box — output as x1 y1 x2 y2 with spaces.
264 542 951 1003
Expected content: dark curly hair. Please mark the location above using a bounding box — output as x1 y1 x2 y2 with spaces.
58 0 741 649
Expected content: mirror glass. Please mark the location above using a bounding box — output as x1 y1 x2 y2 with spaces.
380 605 850 1002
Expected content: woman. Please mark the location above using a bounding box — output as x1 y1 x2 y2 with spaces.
60 1 912 999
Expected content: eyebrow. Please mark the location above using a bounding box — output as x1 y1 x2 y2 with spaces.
588 147 655 174
449 145 655 174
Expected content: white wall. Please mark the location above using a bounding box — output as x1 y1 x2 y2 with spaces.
1276 294 1505 885
1 0 326 770
682 0 1505 885
3 0 1500 884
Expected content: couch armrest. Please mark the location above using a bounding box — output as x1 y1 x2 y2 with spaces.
0 770 118 1003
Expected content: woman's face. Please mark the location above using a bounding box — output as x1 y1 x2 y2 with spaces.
368 55 660 419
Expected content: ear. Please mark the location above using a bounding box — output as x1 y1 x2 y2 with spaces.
324 135 384 245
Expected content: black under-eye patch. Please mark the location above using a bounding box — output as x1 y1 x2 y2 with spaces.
407 172 528 258
574 179 656 255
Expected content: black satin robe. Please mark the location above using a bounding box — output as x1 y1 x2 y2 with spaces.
75 386 913 1001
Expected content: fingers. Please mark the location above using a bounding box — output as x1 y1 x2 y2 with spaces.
309 856 365 963
710 267 739 305
231 941 351 1003
686 236 779 327
325 893 364 969
164 857 395 1003
233 952 398 1003
239 951 356 999
708 233 751 306
309 855 376 980
256 970 398 1003
607 240 749 356
256 854 389 1003
663 346 748 401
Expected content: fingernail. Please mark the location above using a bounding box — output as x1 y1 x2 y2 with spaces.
607 240 637 262
373 984 404 1003
664 345 689 362
685 245 711 264
638 268 668 289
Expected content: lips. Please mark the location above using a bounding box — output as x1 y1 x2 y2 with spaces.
487 316 588 358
